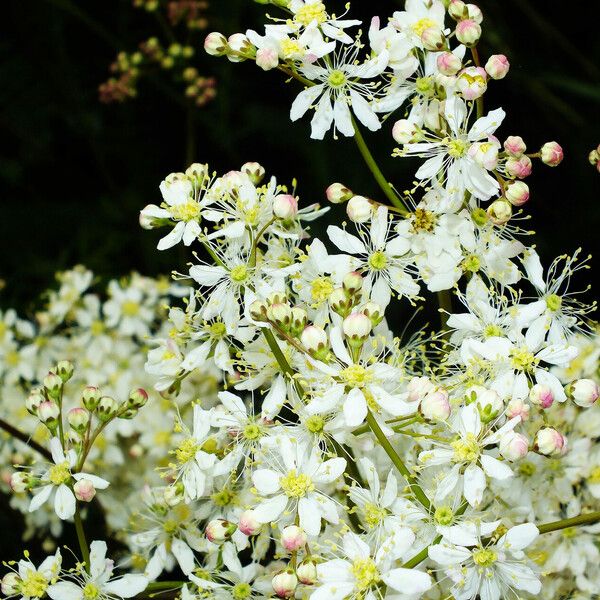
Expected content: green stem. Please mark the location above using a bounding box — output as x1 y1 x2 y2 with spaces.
365 410 431 511
74 507 90 573
0 418 52 460
538 511 600 534
470 46 485 119
351 120 409 215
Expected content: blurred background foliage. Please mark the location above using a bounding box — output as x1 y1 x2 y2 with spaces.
0 0 599 314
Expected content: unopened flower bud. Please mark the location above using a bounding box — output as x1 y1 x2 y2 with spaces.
535 427 567 456
206 519 237 543
128 388 149 409
249 300 269 322
330 288 353 317
343 271 363 296
290 307 308 337
342 313 372 346
164 484 184 507
362 301 383 327
226 34 253 62
273 194 299 220
241 162 265 185
204 32 227 56
487 198 512 225
82 386 101 411
266 291 288 306
96 396 118 422
529 383 554 409
506 398 530 421
300 326 329 359
74 478 96 502
420 389 451 420
37 401 60 428
26 390 45 415
280 525 307 552
504 136 526 157
485 54 510 79
448 0 468 21
67 407 90 433
540 141 564 167
238 510 262 536
392 119 418 144
185 163 209 184
475 388 502 423
56 360 74 383
499 431 529 461
297 559 318 585
346 196 373 223
407 376 435 403
267 303 293 330
569 378 599 408
467 3 483 23
272 570 298 598
326 182 353 204
457 66 487 100
505 181 529 206
437 51 462 76
10 471 29 493
455 19 481 46
1 573 20 595
506 155 532 179
119 408 138 420
256 46 279 70
43 372 63 400
139 204 163 230
421 27 445 51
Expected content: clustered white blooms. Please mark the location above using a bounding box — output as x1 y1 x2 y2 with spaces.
2 1 600 599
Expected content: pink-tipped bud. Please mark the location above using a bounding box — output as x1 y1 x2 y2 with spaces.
421 27 445 51
346 196 373 223
569 378 599 408
499 431 529 461
25 390 45 415
342 271 363 295
226 34 253 63
455 19 481 46
239 510 262 536
241 162 266 185
504 136 526 157
342 313 372 346
506 398 530 421
407 376 435 403
505 181 530 206
485 54 510 80
448 0 468 21
273 194 299 220
74 478 96 502
206 519 237 543
1 573 20 596
329 288 353 317
37 401 60 427
487 198 512 225
392 119 418 144
272 570 298 598
437 52 462 76
362 301 383 327
67 408 90 433
467 3 483 23
326 182 353 204
540 141 564 167
529 384 554 409
128 388 149 409
301 326 329 359
10 472 29 493
505 155 532 179
82 386 101 411
420 389 451 420
535 427 567 456
280 525 307 552
204 32 227 56
297 559 318 585
43 372 63 399
457 67 487 100
96 396 118 422
256 47 279 71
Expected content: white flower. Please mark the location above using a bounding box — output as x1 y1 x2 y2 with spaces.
391 0 447 49
103 280 155 338
429 523 541 600
2 549 61 600
251 436 345 535
29 438 109 520
47 541 147 600
311 530 432 599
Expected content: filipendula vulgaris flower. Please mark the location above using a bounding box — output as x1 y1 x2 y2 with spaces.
1 549 61 600
311 529 433 599
327 206 419 309
103 278 156 338
47 540 147 600
396 95 505 201
390 0 447 49
250 435 346 536
429 522 541 600
290 44 389 139
419 403 520 507
28 437 109 520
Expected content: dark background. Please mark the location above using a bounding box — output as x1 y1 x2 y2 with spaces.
0 0 599 565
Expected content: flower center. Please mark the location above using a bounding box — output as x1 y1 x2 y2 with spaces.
328 69 347 88
208 321 227 339
20 571 48 598
368 251 388 271
363 502 388 528
122 300 140 317
295 2 327 26
211 488 236 507
170 199 201 222
48 462 72 486
281 39 304 58
462 254 481 273
174 437 200 464
510 347 538 373
243 422 262 441
351 558 380 592
483 324 502 338
340 364 372 389
412 208 436 232
434 505 454 526
545 293 562 312
589 466 600 484
471 207 488 226
415 76 435 96
230 265 249 284
305 415 325 433
412 17 436 36
280 469 314 498
519 461 536 477
83 583 101 600
232 582 253 599
310 276 334 303
472 548 497 568
447 138 469 158
451 433 480 463
163 519 178 535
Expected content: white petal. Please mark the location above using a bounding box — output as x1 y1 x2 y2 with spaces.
463 463 486 507
252 494 288 523
333 97 354 137
298 496 322 536
498 523 539 552
49 437 66 464
310 92 334 140
383 568 432 595
189 265 227 286
29 485 53 512
350 90 381 132
54 484 76 520
171 538 195 575
104 575 149 598
290 85 324 121
89 540 108 579
480 455 514 480
344 387 367 427
428 543 471 566
72 473 110 489
47 582 84 600
342 532 370 561
157 221 185 250
468 107 506 141
252 469 281 495
327 226 367 254
314 457 347 484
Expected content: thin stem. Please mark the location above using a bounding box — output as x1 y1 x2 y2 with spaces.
262 328 306 398
74 507 90 573
470 46 485 119
351 119 409 215
538 511 600 535
365 410 431 511
0 418 52 460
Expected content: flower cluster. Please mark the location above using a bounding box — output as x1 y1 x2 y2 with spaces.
2 1 599 599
